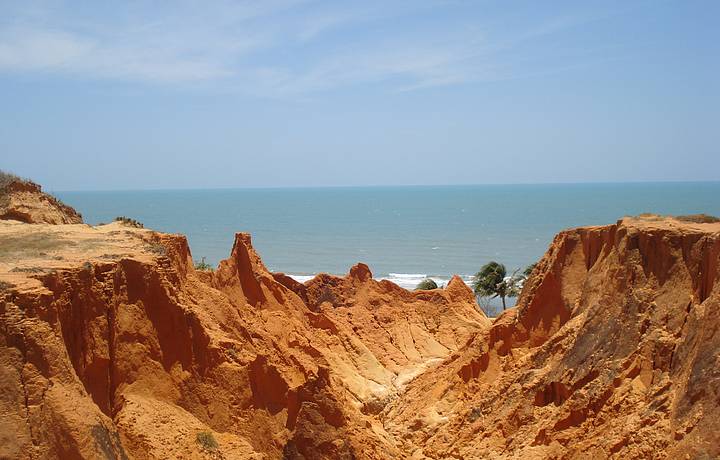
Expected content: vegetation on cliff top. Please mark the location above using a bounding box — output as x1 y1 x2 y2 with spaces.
676 214 720 223
637 212 720 224
194 256 214 271
0 170 83 223
114 216 144 228
195 431 218 451
0 170 26 191
415 278 438 290
0 170 27 206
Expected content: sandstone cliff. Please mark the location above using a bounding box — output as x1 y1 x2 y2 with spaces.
0 219 487 459
1 211 718 459
0 175 82 225
383 216 720 459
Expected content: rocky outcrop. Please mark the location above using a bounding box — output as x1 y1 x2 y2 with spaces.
382 216 720 459
1 212 718 459
0 179 82 225
0 223 487 459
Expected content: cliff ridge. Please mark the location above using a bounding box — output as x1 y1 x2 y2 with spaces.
1 212 718 459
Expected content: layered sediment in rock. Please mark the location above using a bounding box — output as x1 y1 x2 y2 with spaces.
1 210 718 459
0 221 487 459
383 216 720 459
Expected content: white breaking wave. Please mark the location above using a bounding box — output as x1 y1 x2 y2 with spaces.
382 273 476 290
383 273 439 289
287 274 316 284
288 272 474 290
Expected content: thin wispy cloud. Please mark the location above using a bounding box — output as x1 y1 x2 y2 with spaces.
0 1 611 95
266 35 493 95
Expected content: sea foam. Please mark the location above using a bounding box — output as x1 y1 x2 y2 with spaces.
288 272 473 290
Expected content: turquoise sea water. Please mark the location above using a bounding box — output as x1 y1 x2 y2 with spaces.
57 183 720 290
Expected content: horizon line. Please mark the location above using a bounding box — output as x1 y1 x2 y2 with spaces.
50 179 720 194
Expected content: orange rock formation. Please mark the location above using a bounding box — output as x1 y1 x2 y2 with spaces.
1 207 718 458
0 179 82 225
384 217 720 459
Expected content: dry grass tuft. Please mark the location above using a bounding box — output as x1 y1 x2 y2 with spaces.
115 216 144 228
196 431 218 451
675 214 720 224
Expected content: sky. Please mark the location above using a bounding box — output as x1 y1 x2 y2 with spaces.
0 0 718 191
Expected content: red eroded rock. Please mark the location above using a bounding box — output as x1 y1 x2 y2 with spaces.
0 179 82 224
383 216 720 459
1 209 718 459
0 216 487 458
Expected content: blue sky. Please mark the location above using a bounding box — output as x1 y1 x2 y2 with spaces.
0 0 718 190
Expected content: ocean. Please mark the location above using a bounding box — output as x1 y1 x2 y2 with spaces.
57 182 720 298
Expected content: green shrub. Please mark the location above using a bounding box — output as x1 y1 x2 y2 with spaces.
194 256 213 271
196 431 218 451
415 278 438 290
114 216 144 228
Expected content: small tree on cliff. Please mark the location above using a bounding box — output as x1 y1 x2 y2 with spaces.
195 256 213 271
472 261 521 310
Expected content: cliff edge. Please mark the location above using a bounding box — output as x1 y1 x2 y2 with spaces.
383 215 720 459
0 219 487 459
0 172 82 225
1 208 718 459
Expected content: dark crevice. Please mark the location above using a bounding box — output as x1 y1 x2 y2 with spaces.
107 302 117 417
17 337 39 447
